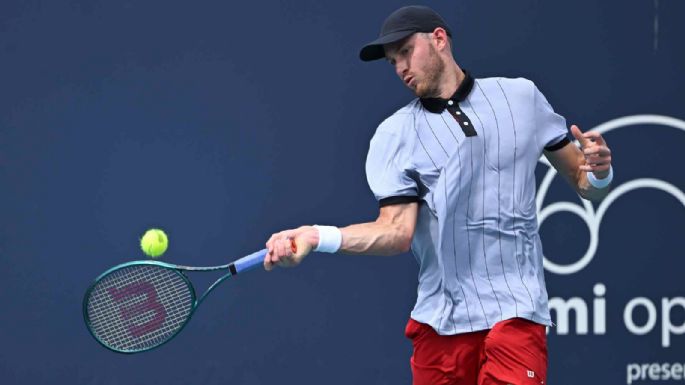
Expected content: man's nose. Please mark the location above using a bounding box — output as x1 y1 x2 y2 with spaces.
395 62 408 78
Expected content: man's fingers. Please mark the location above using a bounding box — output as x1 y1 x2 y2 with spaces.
583 154 611 164
266 233 279 253
582 148 612 169
264 252 274 271
583 146 611 157
263 227 314 271
266 230 291 253
584 154 611 164
274 238 286 261
586 165 611 175
279 238 294 258
570 125 588 147
580 160 611 173
571 125 608 149
579 136 611 177
580 164 607 172
582 131 606 146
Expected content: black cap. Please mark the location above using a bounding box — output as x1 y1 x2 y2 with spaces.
359 5 451 62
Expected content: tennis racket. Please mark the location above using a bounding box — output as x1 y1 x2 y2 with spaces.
83 248 271 354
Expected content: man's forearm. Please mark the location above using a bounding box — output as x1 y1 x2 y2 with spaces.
339 221 413 256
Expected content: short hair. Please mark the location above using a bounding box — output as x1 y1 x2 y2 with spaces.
418 31 453 52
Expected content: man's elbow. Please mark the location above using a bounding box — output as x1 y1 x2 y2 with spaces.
397 228 414 253
398 239 412 253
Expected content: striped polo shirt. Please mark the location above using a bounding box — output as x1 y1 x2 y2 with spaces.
365 72 570 335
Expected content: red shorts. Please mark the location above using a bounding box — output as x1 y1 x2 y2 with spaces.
405 318 547 385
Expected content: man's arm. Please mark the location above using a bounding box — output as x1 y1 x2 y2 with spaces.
338 201 419 255
544 124 613 202
263 202 419 270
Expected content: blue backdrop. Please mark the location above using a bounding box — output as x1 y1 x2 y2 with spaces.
1 1 683 384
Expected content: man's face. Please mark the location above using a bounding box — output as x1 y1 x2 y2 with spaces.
384 33 445 98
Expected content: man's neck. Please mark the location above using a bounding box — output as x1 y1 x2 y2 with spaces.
438 63 464 99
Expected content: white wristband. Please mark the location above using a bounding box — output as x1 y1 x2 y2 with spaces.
587 166 613 189
313 225 342 253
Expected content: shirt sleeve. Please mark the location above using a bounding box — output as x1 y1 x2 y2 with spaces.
533 84 571 151
365 117 419 206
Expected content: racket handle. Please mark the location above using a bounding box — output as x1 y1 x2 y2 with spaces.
232 249 268 274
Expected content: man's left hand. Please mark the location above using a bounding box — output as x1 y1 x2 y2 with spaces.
571 124 612 179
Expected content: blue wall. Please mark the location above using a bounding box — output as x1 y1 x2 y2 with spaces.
1 1 683 384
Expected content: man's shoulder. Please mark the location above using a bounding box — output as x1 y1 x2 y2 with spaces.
375 99 421 135
474 75 539 101
475 75 537 90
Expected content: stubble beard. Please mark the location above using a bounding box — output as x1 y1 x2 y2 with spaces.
414 45 445 98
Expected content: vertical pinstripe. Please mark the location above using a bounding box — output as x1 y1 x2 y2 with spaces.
424 111 474 332
470 87 504 321
422 111 457 330
495 79 536 310
364 76 567 335
474 82 521 315
465 126 490 326
420 113 452 331
412 119 439 170
410 113 448 329
439 113 473 331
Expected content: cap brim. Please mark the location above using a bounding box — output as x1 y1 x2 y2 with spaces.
359 30 416 62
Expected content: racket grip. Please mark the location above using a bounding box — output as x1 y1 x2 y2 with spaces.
233 249 268 274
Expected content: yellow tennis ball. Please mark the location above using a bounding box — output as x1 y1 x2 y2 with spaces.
140 228 168 258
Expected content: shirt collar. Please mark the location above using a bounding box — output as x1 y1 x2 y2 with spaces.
419 70 474 113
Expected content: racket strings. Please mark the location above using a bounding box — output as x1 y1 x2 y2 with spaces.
86 265 194 352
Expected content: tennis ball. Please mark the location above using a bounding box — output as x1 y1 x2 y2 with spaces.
140 228 168 258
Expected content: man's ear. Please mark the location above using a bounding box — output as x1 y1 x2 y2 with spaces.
432 27 450 51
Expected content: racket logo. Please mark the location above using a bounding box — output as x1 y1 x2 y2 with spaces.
107 281 168 338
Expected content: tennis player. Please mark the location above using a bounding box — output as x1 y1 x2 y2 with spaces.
263 5 613 385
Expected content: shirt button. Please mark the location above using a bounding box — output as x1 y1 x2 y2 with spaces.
447 100 454 106
456 111 462 115
464 122 469 126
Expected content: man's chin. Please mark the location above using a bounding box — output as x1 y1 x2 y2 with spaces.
412 86 429 98
414 89 436 99
411 83 440 99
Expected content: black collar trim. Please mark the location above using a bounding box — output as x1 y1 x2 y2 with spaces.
419 71 474 113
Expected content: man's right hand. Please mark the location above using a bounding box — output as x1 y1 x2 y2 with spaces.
263 226 319 271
